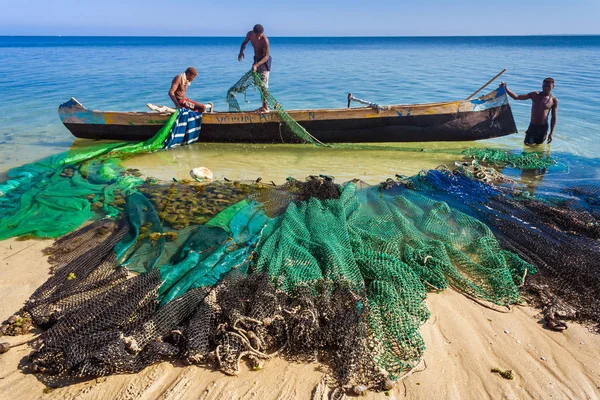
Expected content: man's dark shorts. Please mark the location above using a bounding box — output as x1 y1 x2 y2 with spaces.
524 123 548 145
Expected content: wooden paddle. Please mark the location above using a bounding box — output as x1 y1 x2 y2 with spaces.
466 69 507 100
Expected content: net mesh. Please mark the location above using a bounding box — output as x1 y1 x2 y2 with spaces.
226 71 325 145
461 147 557 170
10 174 574 394
0 113 178 240
400 167 600 330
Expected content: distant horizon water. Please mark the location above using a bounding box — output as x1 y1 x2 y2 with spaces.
2 34 600 38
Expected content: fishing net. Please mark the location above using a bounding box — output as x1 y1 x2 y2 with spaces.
7 173 548 394
0 71 590 396
461 147 556 170
0 69 558 242
0 113 178 240
399 167 600 330
226 71 325 145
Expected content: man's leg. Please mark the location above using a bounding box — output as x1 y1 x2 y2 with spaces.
179 98 206 112
524 124 535 145
261 71 270 111
524 124 548 145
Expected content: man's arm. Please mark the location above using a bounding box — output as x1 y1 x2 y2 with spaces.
502 83 533 101
252 38 270 72
548 98 558 143
168 76 181 108
238 32 251 61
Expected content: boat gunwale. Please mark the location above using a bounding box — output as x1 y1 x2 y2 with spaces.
59 88 504 118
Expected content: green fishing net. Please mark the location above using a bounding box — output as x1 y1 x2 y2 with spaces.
253 181 529 377
17 175 542 392
461 147 556 170
226 71 325 145
0 113 178 240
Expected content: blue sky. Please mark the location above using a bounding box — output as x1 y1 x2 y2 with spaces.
1 0 598 36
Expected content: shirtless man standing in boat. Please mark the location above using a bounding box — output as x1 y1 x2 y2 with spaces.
238 24 271 112
502 78 558 145
168 67 206 112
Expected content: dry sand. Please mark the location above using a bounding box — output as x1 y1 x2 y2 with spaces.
1 237 599 400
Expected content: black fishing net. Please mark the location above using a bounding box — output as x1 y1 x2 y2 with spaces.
401 168 600 330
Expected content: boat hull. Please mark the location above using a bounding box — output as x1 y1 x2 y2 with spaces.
59 87 517 143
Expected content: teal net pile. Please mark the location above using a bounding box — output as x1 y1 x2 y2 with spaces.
9 174 554 393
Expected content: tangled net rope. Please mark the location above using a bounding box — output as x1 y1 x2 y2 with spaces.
2 173 551 394
461 147 556 170
226 71 325 146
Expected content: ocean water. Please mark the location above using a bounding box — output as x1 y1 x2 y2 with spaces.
0 36 599 188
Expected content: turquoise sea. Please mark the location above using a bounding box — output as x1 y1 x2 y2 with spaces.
0 36 599 190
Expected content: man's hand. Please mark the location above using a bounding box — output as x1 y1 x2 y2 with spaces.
500 81 507 88
547 133 553 144
252 64 258 73
238 52 244 61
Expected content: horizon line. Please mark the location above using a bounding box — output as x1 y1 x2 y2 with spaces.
1 34 599 38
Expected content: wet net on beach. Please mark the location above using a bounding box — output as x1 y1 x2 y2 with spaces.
6 168 598 393
15 176 527 389
1 157 599 393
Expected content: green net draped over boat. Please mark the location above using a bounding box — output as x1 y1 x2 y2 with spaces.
226 71 326 146
0 113 178 240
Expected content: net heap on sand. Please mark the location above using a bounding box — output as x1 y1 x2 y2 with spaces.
13 175 532 392
5 169 598 396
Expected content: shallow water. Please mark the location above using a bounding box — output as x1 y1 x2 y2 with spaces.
1 36 599 188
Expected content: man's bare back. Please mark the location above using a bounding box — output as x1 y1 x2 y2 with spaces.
168 67 205 112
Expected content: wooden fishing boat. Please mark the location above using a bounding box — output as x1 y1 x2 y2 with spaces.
58 86 517 143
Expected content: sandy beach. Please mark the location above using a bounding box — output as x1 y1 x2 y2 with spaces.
1 237 598 400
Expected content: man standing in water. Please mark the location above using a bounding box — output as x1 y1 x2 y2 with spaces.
238 24 271 112
168 67 206 112
502 78 558 145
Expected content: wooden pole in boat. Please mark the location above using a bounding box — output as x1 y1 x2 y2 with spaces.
465 69 507 100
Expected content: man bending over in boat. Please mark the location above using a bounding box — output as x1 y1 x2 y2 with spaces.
502 78 558 145
168 67 206 112
238 24 271 112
